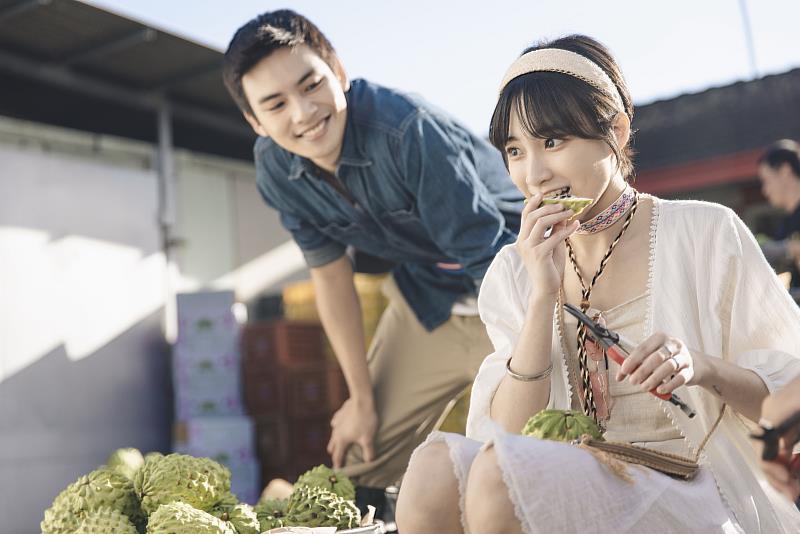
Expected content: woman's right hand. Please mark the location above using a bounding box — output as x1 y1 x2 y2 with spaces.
516 193 580 298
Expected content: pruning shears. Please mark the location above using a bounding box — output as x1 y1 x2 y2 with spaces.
564 303 696 418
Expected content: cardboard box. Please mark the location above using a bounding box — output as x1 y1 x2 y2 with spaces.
172 343 242 396
174 389 244 420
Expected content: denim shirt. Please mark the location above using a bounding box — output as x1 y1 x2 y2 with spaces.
255 79 521 330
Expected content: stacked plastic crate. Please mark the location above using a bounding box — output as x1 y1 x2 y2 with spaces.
242 275 388 486
242 321 348 485
172 291 260 503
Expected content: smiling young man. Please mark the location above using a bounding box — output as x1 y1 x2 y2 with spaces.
222 10 521 513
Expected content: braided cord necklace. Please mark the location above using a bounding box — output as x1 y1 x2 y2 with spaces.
565 192 639 424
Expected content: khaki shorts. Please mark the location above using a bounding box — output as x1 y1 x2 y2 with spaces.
339 276 492 487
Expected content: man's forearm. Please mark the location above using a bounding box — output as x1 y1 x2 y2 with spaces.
310 256 373 404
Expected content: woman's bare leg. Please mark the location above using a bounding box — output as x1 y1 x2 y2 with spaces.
396 441 463 534
464 446 523 534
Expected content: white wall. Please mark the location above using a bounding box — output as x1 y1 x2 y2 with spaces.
0 117 305 532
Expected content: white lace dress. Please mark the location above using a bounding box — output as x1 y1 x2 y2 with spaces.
414 294 738 534
408 198 800 533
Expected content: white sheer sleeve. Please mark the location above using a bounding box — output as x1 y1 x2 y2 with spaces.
466 246 528 442
718 209 800 392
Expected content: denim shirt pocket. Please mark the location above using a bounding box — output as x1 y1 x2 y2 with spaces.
379 206 440 259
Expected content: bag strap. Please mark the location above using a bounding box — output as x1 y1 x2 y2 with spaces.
692 403 727 462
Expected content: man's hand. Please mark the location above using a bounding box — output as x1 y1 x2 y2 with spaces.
327 397 379 470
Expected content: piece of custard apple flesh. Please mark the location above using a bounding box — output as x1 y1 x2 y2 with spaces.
254 498 288 532
540 196 594 217
106 447 145 480
521 409 604 442
210 501 260 534
294 464 355 501
41 467 143 534
75 507 139 534
286 485 361 530
146 502 235 534
134 453 230 515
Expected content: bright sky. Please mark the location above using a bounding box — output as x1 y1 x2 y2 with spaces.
86 0 800 135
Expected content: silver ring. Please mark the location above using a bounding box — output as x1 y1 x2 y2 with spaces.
668 355 680 369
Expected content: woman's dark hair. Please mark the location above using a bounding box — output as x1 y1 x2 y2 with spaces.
222 10 337 115
759 140 800 178
489 35 636 179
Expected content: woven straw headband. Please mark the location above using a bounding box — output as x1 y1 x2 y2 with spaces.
498 48 625 112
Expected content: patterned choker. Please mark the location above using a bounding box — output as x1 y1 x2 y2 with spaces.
575 185 637 235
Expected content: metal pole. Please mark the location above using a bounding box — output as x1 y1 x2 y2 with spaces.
737 0 759 79
157 98 178 343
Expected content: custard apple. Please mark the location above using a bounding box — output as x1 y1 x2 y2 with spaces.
41 467 143 534
254 498 288 531
522 409 604 442
146 502 235 534
294 464 355 501
75 507 138 534
106 447 145 480
134 453 230 515
213 490 239 508
210 501 259 534
286 485 360 529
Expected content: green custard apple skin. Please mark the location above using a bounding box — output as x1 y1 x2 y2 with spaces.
106 447 145 480
522 409 604 442
134 453 230 515
41 467 143 534
286 485 361 529
254 498 288 531
75 507 139 534
210 501 260 534
146 502 235 534
294 464 356 501
214 490 239 508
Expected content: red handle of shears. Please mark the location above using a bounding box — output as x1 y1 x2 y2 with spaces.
607 345 672 401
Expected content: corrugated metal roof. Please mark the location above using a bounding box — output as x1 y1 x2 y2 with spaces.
0 0 254 160
634 68 800 171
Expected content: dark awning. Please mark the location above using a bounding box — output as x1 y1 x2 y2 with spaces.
634 68 800 172
0 0 255 161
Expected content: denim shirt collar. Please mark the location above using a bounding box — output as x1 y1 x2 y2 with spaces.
288 90 372 181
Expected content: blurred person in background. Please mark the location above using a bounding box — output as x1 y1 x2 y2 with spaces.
222 9 521 516
757 375 800 503
757 139 800 297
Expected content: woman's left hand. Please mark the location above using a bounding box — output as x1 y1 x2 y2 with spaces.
616 332 705 395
